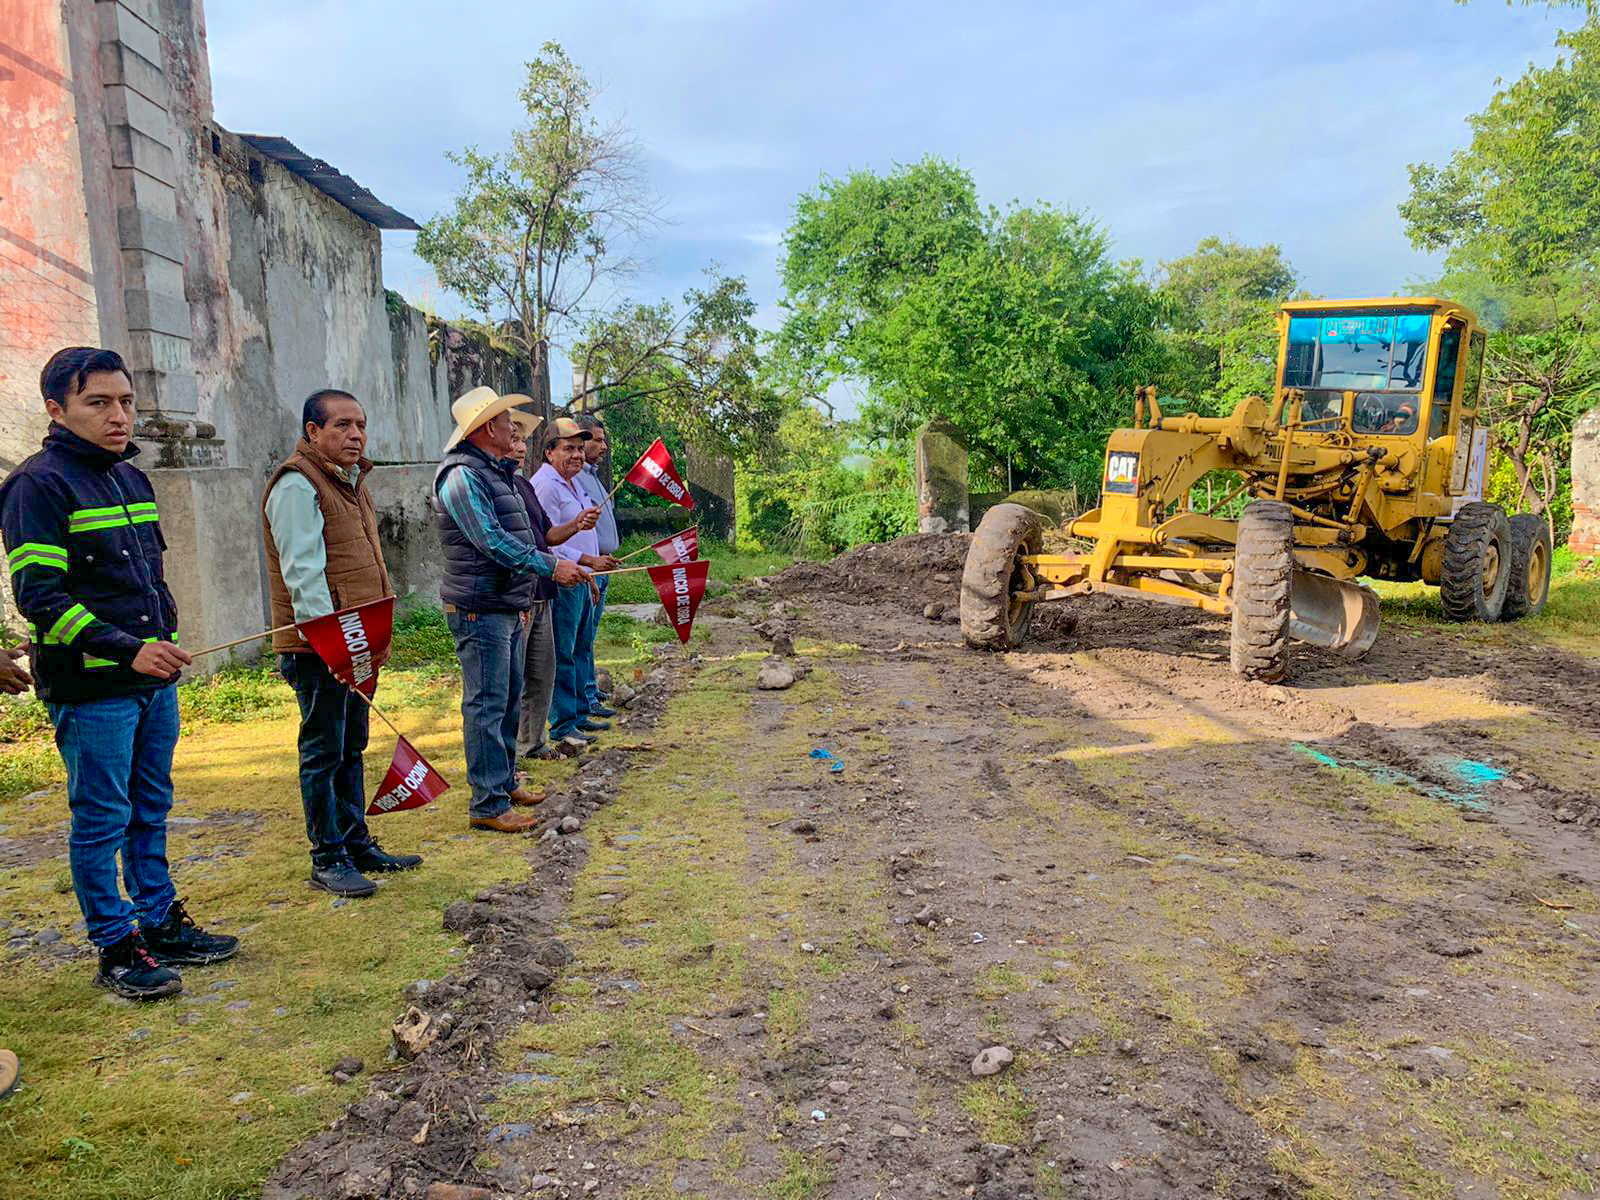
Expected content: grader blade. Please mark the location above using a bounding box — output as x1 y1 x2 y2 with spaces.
1288 570 1380 658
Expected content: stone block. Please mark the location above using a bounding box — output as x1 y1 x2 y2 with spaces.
116 206 184 263
916 419 969 533
1570 407 1600 555
123 288 194 339
365 464 446 607
111 168 178 222
120 248 185 294
106 124 176 184
95 2 163 72
102 84 173 147
147 466 266 670
98 38 166 102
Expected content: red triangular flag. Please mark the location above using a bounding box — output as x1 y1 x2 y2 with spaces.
296 596 394 697
647 559 710 644
623 438 695 509
367 736 450 815
649 526 700 565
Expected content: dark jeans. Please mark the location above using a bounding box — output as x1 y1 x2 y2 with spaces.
548 584 594 740
278 653 372 868
48 685 179 947
447 608 527 819
583 574 609 708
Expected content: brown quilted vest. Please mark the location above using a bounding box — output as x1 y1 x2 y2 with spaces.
261 438 393 657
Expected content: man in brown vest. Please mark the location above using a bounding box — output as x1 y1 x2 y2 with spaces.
262 389 423 898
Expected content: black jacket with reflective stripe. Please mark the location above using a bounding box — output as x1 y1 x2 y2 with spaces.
0 425 180 703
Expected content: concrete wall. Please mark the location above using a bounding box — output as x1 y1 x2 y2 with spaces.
0 0 103 473
1 0 526 660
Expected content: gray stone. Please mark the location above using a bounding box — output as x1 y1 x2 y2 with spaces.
971 1046 1015 1077
889 1122 914 1139
559 816 582 835
915 419 970 534
32 929 61 946
756 660 799 690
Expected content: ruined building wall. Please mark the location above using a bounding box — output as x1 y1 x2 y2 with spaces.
0 0 519 660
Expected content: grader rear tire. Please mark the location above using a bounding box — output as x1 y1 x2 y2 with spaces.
1440 502 1511 622
1500 513 1552 621
961 503 1042 651
1230 500 1294 682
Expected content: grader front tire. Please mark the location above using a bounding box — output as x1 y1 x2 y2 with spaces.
961 503 1042 651
1440 502 1512 622
1230 500 1294 683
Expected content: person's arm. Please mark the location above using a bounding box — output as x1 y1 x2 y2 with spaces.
438 466 558 578
264 473 334 624
546 506 599 546
2 474 152 670
0 646 32 695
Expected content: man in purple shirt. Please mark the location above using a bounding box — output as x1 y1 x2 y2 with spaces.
531 418 619 747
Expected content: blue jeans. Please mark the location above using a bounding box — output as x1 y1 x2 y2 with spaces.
278 653 372 868
48 685 180 947
582 574 609 708
549 584 595 740
447 609 527 819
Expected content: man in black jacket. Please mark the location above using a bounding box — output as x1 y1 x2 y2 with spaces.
0 347 238 1000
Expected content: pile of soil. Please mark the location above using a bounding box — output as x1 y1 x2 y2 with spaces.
765 532 972 610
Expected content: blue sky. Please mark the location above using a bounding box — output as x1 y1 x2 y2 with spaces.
205 0 1574 403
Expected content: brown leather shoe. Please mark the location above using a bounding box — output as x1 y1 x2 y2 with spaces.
509 786 544 807
0 1048 18 1101
469 810 539 833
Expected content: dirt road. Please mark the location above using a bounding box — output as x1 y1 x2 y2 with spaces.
275 535 1600 1200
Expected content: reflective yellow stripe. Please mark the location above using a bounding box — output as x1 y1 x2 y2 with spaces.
45 604 90 644
84 635 166 669
9 543 69 573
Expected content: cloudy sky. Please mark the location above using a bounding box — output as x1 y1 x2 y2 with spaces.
205 0 1573 402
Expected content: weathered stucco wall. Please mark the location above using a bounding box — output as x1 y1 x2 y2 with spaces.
0 0 103 472
2 0 527 659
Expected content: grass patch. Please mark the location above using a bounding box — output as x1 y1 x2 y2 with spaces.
960 1078 1034 1147
0 679 549 1200
1373 548 1600 655
769 1149 831 1199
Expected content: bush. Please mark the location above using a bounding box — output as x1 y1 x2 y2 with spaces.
177 664 287 724
389 605 458 672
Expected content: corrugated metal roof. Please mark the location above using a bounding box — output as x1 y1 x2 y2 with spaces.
236 134 421 231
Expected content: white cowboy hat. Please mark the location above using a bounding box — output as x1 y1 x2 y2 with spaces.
443 387 543 451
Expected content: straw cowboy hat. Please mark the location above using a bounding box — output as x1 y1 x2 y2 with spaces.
443 387 543 451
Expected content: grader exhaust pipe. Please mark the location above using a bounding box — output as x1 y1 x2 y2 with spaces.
1288 570 1380 658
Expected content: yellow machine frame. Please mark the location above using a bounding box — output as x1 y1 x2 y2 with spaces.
1004 298 1486 640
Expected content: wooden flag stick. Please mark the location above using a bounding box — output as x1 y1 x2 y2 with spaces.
618 524 699 562
187 621 298 658
347 686 405 740
588 563 660 577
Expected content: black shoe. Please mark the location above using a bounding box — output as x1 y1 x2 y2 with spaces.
588 704 618 718
524 744 561 762
94 932 182 999
576 718 610 732
143 898 240 966
352 842 423 873
310 862 378 898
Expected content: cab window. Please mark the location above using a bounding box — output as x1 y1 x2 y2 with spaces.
1428 322 1463 438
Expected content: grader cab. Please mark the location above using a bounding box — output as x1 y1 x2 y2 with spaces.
961 297 1553 681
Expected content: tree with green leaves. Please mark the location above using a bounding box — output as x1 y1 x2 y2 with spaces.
774 158 1168 496
1401 15 1600 533
571 270 776 461
415 43 656 425
1157 236 1298 412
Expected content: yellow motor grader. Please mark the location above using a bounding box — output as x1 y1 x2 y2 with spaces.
960 297 1553 680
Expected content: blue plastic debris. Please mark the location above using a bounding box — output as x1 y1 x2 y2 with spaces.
809 748 834 760
830 761 845 773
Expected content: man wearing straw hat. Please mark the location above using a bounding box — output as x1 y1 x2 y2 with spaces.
263 388 423 899
0 347 237 1001
434 388 588 833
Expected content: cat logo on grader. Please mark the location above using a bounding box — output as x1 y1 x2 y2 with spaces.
960 297 1553 681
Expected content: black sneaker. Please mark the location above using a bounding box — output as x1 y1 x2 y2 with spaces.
143 898 240 966
576 718 610 733
352 842 423 873
588 704 618 718
94 932 183 999
310 862 378 898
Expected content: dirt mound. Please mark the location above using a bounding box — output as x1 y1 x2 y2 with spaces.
765 532 972 608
